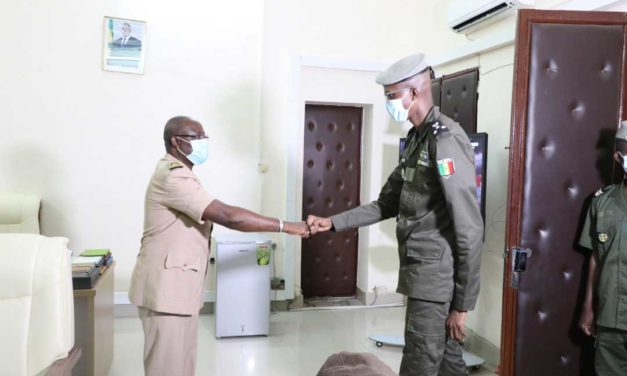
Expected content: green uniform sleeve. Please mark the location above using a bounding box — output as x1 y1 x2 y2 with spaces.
435 132 484 311
578 202 595 251
331 164 403 231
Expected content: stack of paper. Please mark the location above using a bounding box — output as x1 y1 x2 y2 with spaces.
71 249 114 289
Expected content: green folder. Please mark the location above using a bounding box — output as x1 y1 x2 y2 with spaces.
81 248 110 257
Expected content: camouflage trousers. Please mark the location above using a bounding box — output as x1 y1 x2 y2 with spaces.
400 298 468 376
596 326 627 376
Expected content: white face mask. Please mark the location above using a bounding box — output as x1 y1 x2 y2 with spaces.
619 152 627 173
385 89 414 123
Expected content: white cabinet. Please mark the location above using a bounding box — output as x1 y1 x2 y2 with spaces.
215 234 271 338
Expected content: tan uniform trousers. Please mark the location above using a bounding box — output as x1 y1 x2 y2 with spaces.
138 307 199 376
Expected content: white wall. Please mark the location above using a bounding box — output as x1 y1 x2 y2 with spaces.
259 0 627 352
258 0 449 300
0 0 265 292
3 0 625 352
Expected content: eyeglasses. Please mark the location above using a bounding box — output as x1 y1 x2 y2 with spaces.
175 134 208 140
383 80 428 100
384 87 410 101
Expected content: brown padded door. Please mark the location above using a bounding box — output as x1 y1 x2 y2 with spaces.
509 21 624 375
301 105 362 297
440 68 479 134
431 77 442 107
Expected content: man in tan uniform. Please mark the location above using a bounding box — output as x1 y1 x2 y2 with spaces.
308 54 483 376
129 116 309 375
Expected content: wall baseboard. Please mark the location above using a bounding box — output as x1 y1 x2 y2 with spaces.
464 329 500 371
356 287 406 306
115 288 405 317
114 289 293 306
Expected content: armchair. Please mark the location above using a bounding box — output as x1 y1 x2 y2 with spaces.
0 234 77 376
0 194 41 234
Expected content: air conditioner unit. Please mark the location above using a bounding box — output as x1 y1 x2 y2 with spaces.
448 0 535 34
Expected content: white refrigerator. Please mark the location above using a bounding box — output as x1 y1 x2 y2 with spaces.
214 234 272 338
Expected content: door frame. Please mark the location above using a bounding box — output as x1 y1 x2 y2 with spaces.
500 9 627 375
283 59 394 303
293 100 371 299
300 103 365 297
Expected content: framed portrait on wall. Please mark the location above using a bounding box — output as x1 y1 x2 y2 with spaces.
102 17 146 74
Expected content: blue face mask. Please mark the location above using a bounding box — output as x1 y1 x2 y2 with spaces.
177 137 209 165
385 89 414 123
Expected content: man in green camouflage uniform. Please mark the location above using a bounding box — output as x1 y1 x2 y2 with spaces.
579 121 627 375
307 54 483 376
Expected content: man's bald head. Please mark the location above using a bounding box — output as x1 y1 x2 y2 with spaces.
404 68 433 92
164 116 200 149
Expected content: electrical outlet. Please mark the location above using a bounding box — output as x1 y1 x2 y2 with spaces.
258 163 269 174
271 277 285 290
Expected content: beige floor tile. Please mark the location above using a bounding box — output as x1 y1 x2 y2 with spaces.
111 306 497 376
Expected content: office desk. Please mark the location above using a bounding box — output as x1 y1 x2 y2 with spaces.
73 263 114 376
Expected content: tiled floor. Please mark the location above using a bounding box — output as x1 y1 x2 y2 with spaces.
111 306 496 375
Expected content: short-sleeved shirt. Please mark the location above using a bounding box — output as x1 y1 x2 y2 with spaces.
579 183 627 330
129 153 214 315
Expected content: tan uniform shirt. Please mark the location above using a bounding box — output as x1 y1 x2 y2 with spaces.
129 153 214 315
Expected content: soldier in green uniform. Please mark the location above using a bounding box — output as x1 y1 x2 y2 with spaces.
307 54 483 376
579 121 627 375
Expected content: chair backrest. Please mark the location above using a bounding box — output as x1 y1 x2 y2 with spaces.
0 234 74 376
0 194 41 234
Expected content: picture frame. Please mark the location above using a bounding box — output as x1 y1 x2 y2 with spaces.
398 132 489 224
468 132 488 223
102 16 146 74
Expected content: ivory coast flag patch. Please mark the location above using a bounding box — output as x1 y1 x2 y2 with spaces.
437 158 455 177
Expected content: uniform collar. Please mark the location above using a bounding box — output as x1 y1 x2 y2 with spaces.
165 153 178 162
412 106 439 142
607 183 624 198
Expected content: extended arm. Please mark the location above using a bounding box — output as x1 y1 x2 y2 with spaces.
309 164 404 233
203 199 309 237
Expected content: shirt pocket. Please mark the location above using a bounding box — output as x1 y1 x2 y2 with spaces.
595 212 616 258
414 165 439 194
164 250 202 272
406 235 444 261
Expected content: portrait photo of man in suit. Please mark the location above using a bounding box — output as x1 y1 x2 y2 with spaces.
103 17 146 74
112 22 142 49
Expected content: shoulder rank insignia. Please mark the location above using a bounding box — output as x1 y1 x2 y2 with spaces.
437 158 455 177
168 161 183 170
594 186 612 197
432 121 449 136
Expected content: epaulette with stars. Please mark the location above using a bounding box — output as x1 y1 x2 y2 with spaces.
431 121 449 136
168 161 183 170
594 186 612 197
